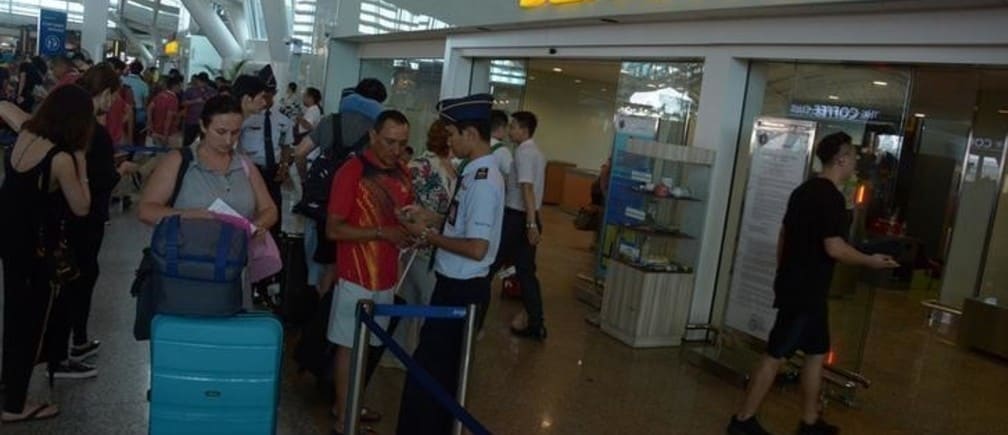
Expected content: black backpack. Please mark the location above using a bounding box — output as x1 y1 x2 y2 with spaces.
293 114 369 223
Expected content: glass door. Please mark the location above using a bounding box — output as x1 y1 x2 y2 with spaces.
359 58 444 153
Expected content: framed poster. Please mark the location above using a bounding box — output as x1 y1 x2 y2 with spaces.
724 117 817 340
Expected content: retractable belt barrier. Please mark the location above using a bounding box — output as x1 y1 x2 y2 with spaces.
118 145 173 154
346 301 490 435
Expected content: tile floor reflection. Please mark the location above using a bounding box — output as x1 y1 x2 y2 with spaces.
1 207 1005 434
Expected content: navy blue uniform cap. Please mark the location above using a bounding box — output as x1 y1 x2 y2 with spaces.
437 93 493 123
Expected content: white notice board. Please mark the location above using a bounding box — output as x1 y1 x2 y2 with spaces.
724 117 817 340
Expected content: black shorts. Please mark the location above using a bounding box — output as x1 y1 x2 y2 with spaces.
766 306 830 359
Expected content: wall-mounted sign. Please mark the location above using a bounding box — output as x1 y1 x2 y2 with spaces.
37 9 67 57
788 103 882 122
519 0 587 8
725 117 817 340
163 40 179 56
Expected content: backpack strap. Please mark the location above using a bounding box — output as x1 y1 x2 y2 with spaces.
169 147 193 207
329 113 343 152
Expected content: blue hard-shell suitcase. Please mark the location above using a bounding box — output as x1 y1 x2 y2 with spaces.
149 313 283 434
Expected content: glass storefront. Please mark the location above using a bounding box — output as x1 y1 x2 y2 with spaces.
722 61 1008 373
359 58 444 153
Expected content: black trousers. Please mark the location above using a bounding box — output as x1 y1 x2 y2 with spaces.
397 274 490 435
256 164 283 238
133 120 147 147
487 208 544 327
1 256 56 413
41 220 105 368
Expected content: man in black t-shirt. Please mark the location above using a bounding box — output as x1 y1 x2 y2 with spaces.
728 132 898 435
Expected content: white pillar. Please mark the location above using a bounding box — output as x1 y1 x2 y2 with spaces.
179 0 243 64
81 0 108 60
322 39 360 111
686 50 751 337
109 15 155 64
260 0 291 89
224 2 251 49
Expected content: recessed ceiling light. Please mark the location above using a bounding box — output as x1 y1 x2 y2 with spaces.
601 88 607 92
873 81 888 86
552 67 563 73
574 79 582 84
998 108 1008 114
646 83 657 88
828 95 840 100
528 76 535 80
914 113 926 118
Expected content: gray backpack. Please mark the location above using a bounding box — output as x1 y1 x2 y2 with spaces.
149 214 247 316
132 149 248 340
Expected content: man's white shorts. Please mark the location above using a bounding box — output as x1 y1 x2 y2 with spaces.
327 279 394 347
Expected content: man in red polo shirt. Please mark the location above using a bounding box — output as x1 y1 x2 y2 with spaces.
325 109 414 432
147 75 182 147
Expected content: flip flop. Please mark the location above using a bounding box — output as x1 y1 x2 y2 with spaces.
360 407 382 423
1 403 60 423
331 407 382 423
330 425 378 435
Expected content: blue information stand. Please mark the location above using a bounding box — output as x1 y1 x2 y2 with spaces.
37 9 68 57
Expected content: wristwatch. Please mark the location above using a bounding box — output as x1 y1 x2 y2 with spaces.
526 222 537 229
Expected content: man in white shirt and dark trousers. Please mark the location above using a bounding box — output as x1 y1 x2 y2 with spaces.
490 110 513 177
474 109 514 331
488 111 548 340
396 94 505 434
238 74 294 238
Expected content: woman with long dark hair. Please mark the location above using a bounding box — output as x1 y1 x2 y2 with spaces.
0 64 125 379
0 84 94 424
44 63 125 376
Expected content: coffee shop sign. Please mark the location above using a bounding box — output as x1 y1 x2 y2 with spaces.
789 103 882 121
519 0 586 7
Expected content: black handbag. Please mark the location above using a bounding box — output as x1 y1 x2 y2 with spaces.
131 247 157 340
38 210 79 290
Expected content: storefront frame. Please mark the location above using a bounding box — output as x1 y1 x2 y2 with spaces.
327 6 1008 338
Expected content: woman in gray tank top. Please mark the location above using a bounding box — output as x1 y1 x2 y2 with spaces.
138 96 277 230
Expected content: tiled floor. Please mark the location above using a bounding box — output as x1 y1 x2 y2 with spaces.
2 206 1006 434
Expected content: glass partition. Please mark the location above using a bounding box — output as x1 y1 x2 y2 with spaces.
972 70 1008 305
724 62 913 372
359 58 444 152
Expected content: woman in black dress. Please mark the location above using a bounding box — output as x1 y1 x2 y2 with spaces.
0 85 94 423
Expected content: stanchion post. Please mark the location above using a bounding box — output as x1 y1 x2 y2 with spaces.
345 300 374 435
452 303 479 435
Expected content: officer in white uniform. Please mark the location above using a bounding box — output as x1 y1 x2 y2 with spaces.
396 94 504 435
239 67 294 238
